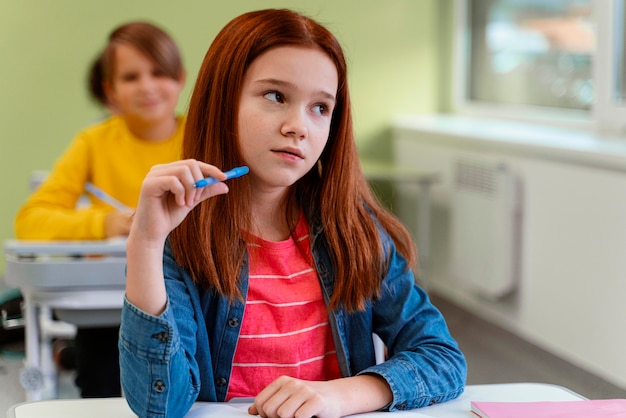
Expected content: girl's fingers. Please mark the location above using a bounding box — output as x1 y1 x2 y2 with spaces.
149 159 223 181
139 160 232 221
178 160 229 206
147 160 227 204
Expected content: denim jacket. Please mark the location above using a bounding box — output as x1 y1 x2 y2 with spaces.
119 219 467 417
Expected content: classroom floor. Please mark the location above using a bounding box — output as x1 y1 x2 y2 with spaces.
0 338 79 414
1 294 625 414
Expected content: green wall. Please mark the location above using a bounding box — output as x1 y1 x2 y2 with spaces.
0 0 448 275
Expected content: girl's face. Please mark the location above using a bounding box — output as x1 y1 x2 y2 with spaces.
106 43 183 128
237 46 338 193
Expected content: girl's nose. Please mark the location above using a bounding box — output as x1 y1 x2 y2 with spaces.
280 108 308 140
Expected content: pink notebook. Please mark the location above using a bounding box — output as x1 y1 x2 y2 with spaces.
471 399 626 418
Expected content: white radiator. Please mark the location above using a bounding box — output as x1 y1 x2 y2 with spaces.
450 159 522 299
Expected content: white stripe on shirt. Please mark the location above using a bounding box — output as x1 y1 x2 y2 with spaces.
232 351 337 368
239 322 329 339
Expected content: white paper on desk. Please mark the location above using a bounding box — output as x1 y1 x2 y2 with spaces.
186 402 250 417
345 411 431 417
185 403 431 417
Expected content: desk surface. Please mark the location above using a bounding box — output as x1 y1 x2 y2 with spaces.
7 383 585 418
4 239 127 255
4 238 127 290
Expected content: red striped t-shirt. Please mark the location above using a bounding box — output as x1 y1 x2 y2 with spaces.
226 214 342 399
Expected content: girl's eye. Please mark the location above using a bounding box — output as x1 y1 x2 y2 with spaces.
312 103 329 116
264 91 283 103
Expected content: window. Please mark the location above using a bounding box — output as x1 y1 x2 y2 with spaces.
454 0 626 134
615 1 626 104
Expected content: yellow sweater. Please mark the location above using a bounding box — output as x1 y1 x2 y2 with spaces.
15 115 184 240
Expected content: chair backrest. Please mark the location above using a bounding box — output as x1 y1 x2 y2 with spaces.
29 170 49 191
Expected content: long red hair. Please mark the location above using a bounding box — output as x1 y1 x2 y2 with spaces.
169 9 416 311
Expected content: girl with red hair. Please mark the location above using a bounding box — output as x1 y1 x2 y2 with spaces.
120 9 466 418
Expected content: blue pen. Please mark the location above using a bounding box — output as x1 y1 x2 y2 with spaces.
194 166 249 188
85 183 134 213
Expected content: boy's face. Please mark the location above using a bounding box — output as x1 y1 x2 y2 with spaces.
237 46 338 192
107 44 183 129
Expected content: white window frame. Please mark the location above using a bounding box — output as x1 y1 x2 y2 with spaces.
592 0 626 134
453 0 626 136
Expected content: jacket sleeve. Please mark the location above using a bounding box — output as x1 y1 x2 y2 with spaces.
14 133 108 240
119 295 201 418
120 243 217 417
359 236 467 410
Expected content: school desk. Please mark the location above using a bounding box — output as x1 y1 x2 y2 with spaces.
6 382 585 417
3 239 127 401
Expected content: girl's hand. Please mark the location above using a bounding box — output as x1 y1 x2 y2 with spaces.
248 375 392 418
248 376 342 418
130 159 229 245
125 159 230 315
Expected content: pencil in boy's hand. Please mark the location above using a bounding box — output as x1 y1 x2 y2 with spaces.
194 166 249 188
85 182 134 213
